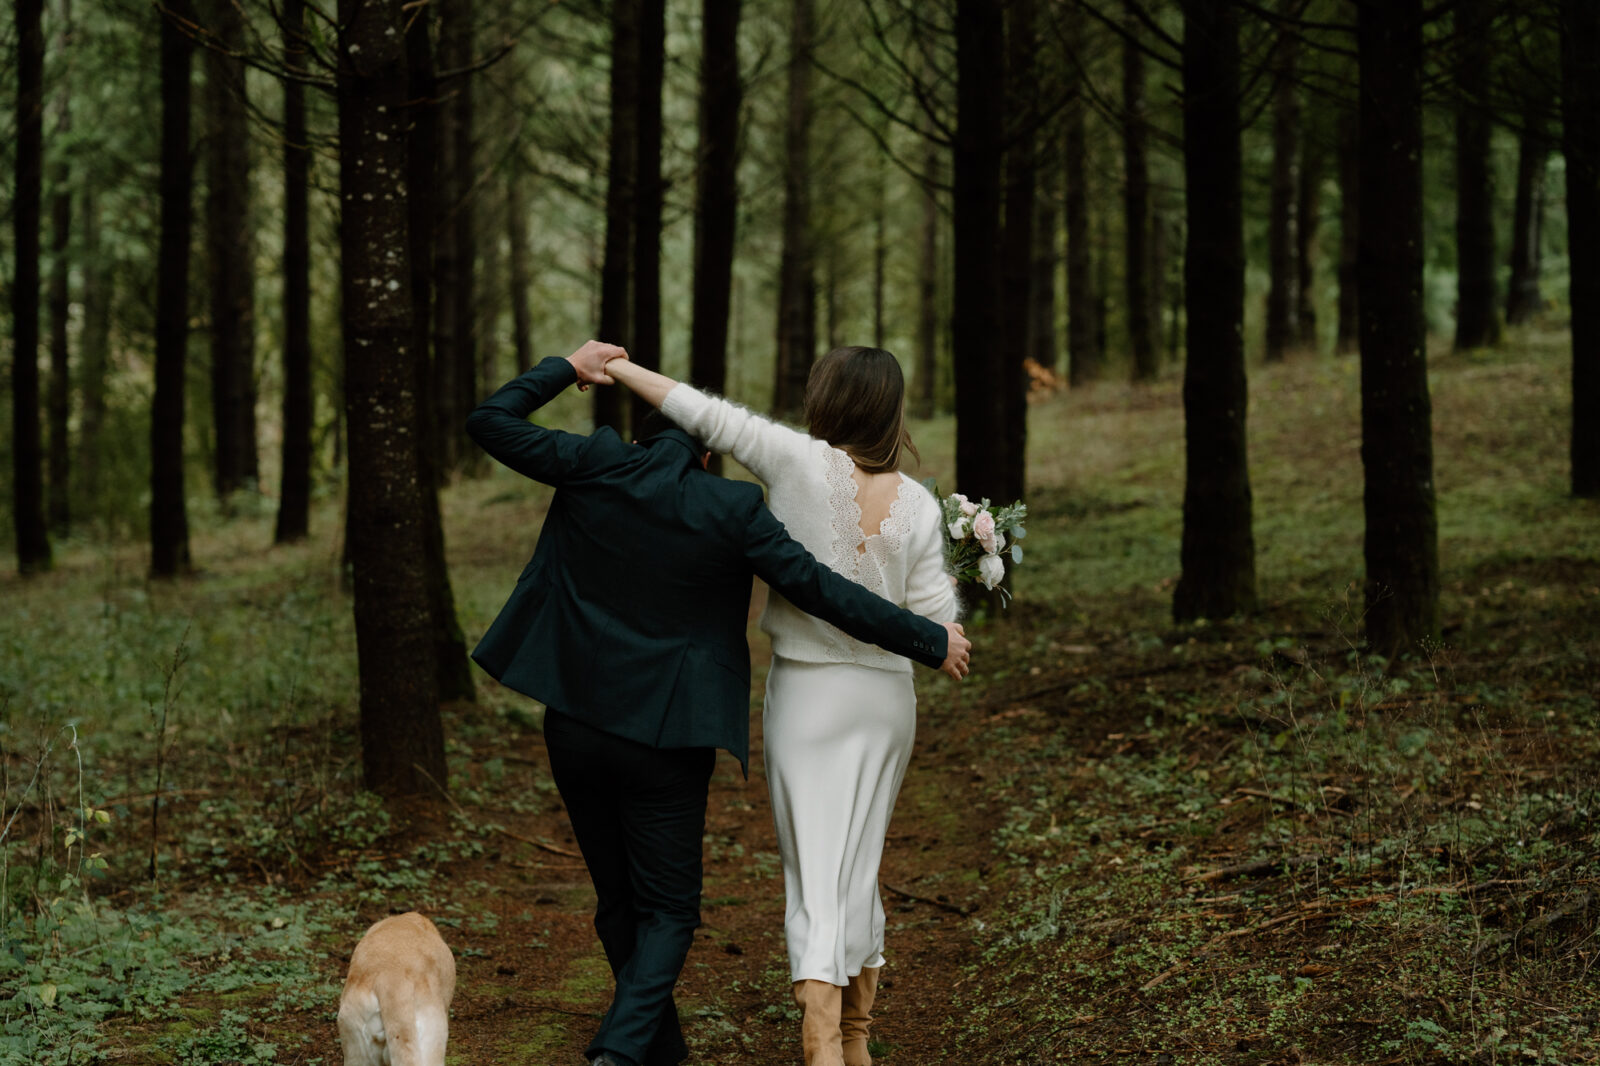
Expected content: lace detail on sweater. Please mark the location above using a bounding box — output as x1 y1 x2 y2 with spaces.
821 448 919 604
862 477 916 584
823 446 863 581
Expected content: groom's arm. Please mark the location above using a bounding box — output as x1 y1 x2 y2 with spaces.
740 498 970 679
465 342 625 485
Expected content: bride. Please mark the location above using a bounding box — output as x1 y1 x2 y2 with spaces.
605 348 959 1066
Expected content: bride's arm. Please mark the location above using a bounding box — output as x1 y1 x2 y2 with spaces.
607 359 810 484
603 359 676 409
905 495 961 623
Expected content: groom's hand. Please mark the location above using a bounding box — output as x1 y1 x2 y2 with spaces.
568 340 628 391
939 622 971 681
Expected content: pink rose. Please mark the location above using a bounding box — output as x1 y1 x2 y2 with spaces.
974 510 997 553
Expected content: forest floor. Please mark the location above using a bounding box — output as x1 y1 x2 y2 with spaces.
2 329 1598 1065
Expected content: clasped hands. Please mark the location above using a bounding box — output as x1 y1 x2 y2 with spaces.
567 340 629 391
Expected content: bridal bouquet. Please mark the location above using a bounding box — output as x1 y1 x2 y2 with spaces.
932 487 1028 598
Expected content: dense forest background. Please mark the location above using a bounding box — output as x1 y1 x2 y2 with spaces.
2 0 1598 1063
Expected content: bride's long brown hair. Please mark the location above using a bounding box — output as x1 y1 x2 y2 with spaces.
803 346 920 474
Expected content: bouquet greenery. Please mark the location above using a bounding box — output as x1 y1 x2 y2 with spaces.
928 485 1028 600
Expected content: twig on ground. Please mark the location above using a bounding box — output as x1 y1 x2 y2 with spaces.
883 881 975 916
491 825 584 859
1140 904 1335 991
1473 891 1594 958
1185 853 1323 883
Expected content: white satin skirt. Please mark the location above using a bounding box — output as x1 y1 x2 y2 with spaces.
764 656 916 985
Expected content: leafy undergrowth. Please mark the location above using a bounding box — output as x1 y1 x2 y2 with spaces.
945 578 1599 1065
0 328 1596 1063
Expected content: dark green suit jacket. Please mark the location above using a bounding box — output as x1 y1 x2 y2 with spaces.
467 358 949 772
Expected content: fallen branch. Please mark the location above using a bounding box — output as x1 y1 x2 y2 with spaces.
1233 787 1293 804
1185 853 1323 883
491 826 584 860
1473 891 1594 958
883 881 975 917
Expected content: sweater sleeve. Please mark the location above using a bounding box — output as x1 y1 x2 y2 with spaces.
904 491 960 623
660 384 812 485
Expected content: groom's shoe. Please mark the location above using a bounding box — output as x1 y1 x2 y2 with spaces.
793 980 846 1066
840 967 881 1066
590 1054 637 1066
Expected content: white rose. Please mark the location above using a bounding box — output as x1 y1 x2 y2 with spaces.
978 553 1006 589
994 532 1006 554
948 516 971 540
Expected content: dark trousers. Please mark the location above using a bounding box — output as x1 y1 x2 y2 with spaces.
544 709 715 1066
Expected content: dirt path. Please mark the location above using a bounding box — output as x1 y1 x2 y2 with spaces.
401 682 1001 1066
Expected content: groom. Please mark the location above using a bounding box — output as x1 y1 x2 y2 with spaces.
467 341 969 1066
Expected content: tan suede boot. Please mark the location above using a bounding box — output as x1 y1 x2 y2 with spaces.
839 967 880 1066
792 980 845 1066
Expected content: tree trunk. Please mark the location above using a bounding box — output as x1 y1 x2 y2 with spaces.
823 249 840 352
405 1 475 706
873 161 887 349
1032 199 1059 373
78 185 112 524
597 0 639 433
1123 5 1156 381
1454 0 1500 351
1148 205 1167 363
1335 108 1360 354
275 0 312 544
206 0 258 502
690 0 741 474
773 0 816 419
1166 218 1185 356
1296 105 1323 351
12 0 51 572
477 181 504 395
337 0 449 799
450 0 478 468
914 136 939 418
431 0 464 469
1265 26 1299 363
507 164 535 371
997 0 1035 504
1174 0 1256 623
1095 204 1111 362
46 0 70 539
151 0 195 578
630 0 665 434
408 12 439 427
1358 0 1439 654
1505 112 1548 326
953 0 1007 499
1564 0 1600 497
1064 66 1098 385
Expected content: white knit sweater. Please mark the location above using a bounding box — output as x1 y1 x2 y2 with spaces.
660 384 959 673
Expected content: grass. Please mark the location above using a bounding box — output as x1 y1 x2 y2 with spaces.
933 328 1598 1063
0 325 1596 1063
